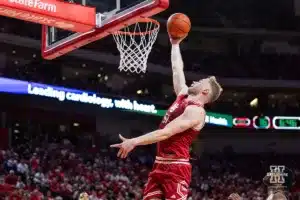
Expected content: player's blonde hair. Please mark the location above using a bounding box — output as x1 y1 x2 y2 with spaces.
208 76 223 103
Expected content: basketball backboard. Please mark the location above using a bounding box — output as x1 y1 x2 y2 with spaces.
42 0 169 59
0 0 96 32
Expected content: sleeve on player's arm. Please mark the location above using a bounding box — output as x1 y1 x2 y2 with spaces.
164 105 205 137
171 44 188 96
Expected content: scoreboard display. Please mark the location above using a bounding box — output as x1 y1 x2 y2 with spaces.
273 116 300 130
233 116 300 130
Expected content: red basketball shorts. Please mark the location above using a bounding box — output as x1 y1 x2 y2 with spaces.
143 157 191 200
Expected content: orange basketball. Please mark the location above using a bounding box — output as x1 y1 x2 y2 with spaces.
167 13 191 39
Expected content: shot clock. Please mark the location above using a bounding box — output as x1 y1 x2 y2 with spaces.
253 116 271 129
273 116 300 130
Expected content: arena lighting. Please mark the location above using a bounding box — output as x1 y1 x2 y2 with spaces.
250 98 258 107
0 77 233 127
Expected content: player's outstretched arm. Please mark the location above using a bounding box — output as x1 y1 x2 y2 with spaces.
171 42 188 96
110 105 205 158
134 105 205 145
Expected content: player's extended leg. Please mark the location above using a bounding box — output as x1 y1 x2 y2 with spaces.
143 177 163 200
162 180 189 200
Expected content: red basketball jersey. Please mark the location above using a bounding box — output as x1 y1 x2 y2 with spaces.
157 94 204 159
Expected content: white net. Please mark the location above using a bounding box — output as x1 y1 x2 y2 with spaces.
112 18 160 73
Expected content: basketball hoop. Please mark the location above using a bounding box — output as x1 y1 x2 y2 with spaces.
112 18 160 73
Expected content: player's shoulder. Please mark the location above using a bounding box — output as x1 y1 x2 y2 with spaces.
184 105 206 117
184 105 206 131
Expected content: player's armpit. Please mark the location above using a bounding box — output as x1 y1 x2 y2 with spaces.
163 105 205 137
171 44 188 95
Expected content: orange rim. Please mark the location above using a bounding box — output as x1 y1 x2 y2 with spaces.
113 17 160 36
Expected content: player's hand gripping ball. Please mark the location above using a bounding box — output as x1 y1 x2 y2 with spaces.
167 13 191 41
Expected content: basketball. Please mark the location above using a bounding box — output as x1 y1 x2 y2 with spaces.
167 13 191 39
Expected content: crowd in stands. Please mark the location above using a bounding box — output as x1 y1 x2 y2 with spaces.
0 137 149 200
0 129 299 200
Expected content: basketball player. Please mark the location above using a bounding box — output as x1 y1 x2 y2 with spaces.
229 191 288 200
110 35 223 200
271 192 288 200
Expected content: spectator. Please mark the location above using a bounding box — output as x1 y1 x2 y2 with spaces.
89 190 99 200
16 159 28 176
15 177 25 189
8 189 22 200
33 168 45 185
5 170 18 186
46 190 54 200
30 188 43 200
30 155 39 172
